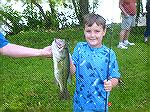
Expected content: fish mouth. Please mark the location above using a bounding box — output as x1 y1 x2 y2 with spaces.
55 39 66 49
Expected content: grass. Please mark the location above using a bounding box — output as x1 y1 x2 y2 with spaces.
1 25 150 112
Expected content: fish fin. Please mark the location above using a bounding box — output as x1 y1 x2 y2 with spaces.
67 73 72 84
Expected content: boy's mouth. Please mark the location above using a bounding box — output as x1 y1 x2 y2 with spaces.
89 38 97 40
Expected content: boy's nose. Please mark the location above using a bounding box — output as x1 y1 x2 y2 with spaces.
91 32 95 37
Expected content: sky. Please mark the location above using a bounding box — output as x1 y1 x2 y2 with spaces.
95 0 121 24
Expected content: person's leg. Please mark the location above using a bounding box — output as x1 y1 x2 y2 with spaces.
118 29 128 49
117 15 128 49
147 17 150 36
144 17 150 42
120 29 127 42
124 28 135 45
144 17 148 42
123 16 135 46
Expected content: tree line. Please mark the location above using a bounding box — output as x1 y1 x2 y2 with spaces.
0 0 143 35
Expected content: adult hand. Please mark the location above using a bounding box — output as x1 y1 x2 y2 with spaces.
40 45 52 57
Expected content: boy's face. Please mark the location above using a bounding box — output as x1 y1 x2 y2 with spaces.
84 22 106 48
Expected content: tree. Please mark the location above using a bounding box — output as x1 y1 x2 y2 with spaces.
136 0 143 25
1 0 100 30
0 5 24 34
71 0 89 25
2 0 60 30
136 0 143 16
65 0 98 25
50 0 89 25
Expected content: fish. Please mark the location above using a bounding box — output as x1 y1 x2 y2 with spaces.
51 38 70 100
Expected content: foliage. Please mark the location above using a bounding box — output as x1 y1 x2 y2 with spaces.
0 2 61 34
136 0 143 15
57 4 79 29
45 11 59 30
89 0 99 13
0 5 25 34
22 3 44 30
136 0 144 25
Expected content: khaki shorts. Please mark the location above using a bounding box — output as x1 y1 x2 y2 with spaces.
121 15 136 30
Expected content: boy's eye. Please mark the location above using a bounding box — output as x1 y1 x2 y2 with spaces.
95 30 100 33
86 30 91 33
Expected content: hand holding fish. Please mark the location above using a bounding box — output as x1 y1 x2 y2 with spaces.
40 45 52 57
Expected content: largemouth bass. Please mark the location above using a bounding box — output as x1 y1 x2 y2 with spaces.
51 38 70 100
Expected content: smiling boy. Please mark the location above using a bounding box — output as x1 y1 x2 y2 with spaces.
70 13 121 112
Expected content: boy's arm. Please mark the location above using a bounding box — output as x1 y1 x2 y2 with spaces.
70 58 76 75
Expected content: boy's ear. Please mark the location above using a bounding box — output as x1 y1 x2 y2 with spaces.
103 29 107 36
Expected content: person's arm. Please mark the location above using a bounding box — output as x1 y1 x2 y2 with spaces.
119 0 129 16
0 43 52 58
104 78 119 92
70 57 76 75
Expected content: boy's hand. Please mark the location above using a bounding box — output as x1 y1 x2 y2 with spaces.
104 80 113 92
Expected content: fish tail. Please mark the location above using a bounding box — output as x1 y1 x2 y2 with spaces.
59 88 70 100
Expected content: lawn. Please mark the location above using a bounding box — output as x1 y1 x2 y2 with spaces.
1 25 150 112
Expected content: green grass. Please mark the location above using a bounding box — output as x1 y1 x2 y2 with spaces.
1 25 150 112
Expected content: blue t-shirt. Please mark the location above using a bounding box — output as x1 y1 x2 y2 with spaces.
72 42 121 112
0 32 9 48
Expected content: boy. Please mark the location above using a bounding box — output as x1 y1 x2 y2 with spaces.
70 13 121 112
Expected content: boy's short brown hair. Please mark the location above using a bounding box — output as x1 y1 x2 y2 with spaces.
83 13 106 30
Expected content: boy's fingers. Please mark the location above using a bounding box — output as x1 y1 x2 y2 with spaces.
104 80 112 91
104 80 111 85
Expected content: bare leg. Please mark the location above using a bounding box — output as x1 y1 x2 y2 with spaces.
124 29 131 41
123 28 135 46
119 29 127 42
117 29 128 49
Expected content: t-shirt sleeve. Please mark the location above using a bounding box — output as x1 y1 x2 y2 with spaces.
109 50 121 79
0 32 9 48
